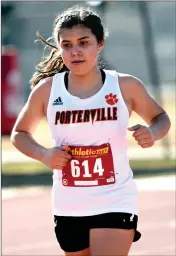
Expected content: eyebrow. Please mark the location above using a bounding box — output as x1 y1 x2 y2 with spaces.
61 36 90 43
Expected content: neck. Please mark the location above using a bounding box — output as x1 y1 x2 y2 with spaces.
69 66 102 90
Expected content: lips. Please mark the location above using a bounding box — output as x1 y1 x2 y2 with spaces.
72 60 85 64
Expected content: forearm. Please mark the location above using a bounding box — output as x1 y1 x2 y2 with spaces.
149 113 171 141
11 131 46 162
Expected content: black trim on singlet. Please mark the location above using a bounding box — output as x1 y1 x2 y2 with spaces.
64 69 106 91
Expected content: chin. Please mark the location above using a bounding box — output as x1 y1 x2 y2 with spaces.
70 67 90 76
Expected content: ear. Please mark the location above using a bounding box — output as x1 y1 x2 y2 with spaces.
98 39 105 52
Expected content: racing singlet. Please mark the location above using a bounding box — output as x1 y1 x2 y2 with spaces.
47 70 138 216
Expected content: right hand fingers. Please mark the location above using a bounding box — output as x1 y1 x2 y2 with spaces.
55 160 69 168
56 147 72 159
49 160 70 170
58 156 70 164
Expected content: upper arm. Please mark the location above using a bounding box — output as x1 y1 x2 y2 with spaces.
120 75 166 125
12 78 52 135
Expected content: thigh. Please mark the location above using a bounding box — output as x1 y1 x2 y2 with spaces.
65 247 91 256
90 228 135 256
89 212 140 256
54 215 90 255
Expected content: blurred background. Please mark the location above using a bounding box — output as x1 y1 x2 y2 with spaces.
2 1 176 256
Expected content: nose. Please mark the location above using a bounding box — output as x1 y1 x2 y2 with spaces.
71 46 81 56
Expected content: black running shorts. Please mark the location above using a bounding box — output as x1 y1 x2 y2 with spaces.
54 212 141 252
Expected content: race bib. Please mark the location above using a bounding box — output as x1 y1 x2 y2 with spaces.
62 143 115 187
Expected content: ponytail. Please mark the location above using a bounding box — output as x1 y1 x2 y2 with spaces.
30 31 68 89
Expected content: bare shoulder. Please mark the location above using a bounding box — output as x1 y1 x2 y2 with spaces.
118 73 146 97
30 77 53 98
118 72 165 123
28 77 52 110
30 77 53 116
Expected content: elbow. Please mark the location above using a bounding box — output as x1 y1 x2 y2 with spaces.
161 112 171 135
163 111 171 128
10 130 18 146
10 130 28 147
167 114 171 132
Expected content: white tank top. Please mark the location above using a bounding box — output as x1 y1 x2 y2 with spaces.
47 70 138 216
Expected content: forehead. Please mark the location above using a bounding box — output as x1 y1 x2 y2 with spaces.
59 25 94 42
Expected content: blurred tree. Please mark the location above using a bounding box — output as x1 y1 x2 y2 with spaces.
2 2 14 45
1 2 14 16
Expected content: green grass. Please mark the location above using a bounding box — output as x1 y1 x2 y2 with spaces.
2 162 50 174
131 158 176 169
2 159 176 175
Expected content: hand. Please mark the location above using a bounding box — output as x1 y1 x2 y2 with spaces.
128 124 155 148
41 147 72 169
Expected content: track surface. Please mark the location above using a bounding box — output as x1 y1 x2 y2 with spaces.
2 176 175 256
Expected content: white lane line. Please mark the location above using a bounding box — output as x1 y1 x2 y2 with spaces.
2 187 49 200
138 219 176 231
131 245 175 256
169 219 176 229
130 250 151 256
2 240 61 255
2 175 175 200
135 175 175 191
139 202 174 211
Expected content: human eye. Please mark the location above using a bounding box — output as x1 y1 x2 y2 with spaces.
80 41 88 46
62 43 72 49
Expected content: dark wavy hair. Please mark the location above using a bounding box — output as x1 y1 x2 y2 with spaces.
30 5 108 88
